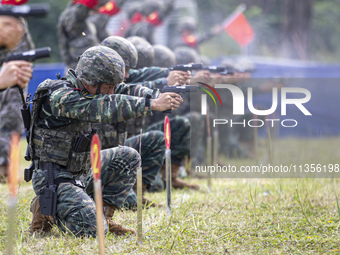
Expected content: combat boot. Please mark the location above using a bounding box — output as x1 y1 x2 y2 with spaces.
29 196 55 234
0 165 7 183
162 164 200 190
132 182 157 208
103 202 135 235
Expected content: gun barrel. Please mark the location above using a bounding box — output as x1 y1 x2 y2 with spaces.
203 66 226 73
162 85 198 93
0 4 50 18
6 47 51 62
171 63 203 71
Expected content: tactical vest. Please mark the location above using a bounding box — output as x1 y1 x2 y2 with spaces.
29 78 127 175
92 122 127 150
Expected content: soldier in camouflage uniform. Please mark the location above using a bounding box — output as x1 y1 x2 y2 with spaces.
0 14 34 182
57 0 123 70
102 36 199 190
29 46 183 237
169 16 223 51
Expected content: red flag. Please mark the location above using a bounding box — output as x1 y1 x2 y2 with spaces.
1 0 29 5
224 13 254 47
98 1 120 16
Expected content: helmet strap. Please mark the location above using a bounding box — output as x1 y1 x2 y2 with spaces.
95 83 102 95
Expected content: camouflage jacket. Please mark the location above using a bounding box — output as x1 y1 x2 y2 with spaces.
126 66 170 83
31 69 160 174
35 69 159 129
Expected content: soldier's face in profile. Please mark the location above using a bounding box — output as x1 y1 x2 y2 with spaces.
124 67 130 81
85 83 116 95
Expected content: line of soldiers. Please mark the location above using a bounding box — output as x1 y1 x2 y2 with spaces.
0 0 266 238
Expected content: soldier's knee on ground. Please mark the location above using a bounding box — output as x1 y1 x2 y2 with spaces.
55 182 107 238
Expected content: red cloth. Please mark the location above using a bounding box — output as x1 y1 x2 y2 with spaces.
224 13 254 47
130 12 143 24
1 0 29 5
98 1 120 16
182 34 198 48
146 11 162 26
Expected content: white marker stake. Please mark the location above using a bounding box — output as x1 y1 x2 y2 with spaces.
137 129 143 245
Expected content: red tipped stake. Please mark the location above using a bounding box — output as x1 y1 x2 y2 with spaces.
7 132 20 255
91 134 105 255
164 116 172 217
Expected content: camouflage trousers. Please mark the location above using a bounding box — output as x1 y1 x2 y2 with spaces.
32 146 139 237
145 115 190 165
123 130 165 209
0 87 24 165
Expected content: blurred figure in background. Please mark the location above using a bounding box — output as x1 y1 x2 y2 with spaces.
169 16 223 51
123 0 175 45
0 8 34 182
57 0 122 70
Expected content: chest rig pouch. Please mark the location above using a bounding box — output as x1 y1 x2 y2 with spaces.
92 122 127 150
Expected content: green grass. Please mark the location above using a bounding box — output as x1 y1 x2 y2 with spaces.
0 138 340 254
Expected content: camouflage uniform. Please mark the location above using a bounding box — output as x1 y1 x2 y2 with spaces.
30 46 162 237
0 18 34 168
57 2 100 70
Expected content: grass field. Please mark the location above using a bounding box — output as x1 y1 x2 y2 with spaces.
0 137 339 254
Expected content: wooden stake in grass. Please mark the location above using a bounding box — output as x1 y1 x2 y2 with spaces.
7 132 20 255
212 107 219 175
206 110 212 192
164 116 172 217
90 134 105 255
137 129 143 245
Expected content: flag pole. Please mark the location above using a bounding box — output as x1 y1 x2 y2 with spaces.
222 4 247 28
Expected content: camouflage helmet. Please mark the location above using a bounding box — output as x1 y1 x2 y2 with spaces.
199 55 212 66
174 46 200 65
152 44 176 68
178 16 196 33
75 45 125 86
100 36 138 68
127 36 154 69
142 0 163 16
